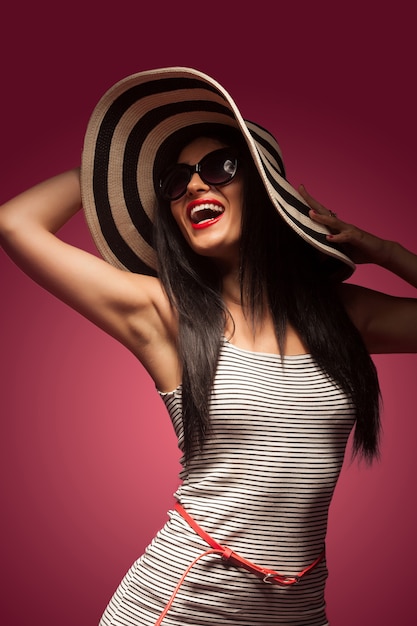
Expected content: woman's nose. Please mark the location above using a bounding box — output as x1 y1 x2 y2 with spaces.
186 172 210 195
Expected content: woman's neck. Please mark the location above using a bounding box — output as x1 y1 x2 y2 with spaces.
220 269 242 306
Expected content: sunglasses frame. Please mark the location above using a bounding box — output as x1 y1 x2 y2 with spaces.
159 147 239 202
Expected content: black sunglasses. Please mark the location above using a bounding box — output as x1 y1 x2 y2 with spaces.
159 147 239 201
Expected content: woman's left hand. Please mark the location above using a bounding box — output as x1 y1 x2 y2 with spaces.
298 185 417 353
298 184 392 266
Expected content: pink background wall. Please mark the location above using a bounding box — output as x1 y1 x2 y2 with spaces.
1 1 416 624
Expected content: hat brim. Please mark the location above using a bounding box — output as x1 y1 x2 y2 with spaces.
81 67 355 280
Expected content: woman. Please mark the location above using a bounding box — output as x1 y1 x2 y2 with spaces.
1 67 416 626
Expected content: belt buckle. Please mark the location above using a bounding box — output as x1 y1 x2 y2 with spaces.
263 573 275 584
263 573 300 585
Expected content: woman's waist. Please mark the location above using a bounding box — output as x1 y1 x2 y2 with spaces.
175 473 336 518
173 489 329 564
167 501 327 576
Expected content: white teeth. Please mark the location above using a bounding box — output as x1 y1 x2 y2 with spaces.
190 203 224 221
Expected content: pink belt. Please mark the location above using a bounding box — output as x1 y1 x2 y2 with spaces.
155 502 325 625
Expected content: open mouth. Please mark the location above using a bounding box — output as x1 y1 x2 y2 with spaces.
189 202 225 227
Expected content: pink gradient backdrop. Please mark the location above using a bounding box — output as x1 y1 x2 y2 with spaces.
1 1 416 624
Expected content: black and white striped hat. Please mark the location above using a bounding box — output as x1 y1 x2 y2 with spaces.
81 66 355 279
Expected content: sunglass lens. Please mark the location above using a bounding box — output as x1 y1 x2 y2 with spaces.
161 166 190 201
202 151 238 185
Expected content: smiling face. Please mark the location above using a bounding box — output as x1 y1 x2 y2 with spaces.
169 137 245 270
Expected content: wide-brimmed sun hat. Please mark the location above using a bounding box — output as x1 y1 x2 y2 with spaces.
81 66 355 279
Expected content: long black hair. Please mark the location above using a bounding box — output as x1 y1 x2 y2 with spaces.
153 127 381 464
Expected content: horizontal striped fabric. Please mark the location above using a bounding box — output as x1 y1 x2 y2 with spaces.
100 339 355 626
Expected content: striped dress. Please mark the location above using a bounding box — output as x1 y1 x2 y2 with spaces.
100 338 355 626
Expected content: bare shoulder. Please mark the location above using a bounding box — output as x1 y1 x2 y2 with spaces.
337 282 372 325
337 282 417 354
115 272 177 344
337 281 400 323
337 281 395 334
127 274 178 339
121 272 170 311
120 273 181 391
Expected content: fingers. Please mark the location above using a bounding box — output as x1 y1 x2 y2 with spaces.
299 184 350 245
299 184 338 219
299 184 384 265
310 208 340 228
298 184 325 213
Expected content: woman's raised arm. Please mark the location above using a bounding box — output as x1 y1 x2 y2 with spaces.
0 169 176 369
299 184 417 354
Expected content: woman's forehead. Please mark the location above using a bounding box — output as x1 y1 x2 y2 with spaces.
177 137 230 164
